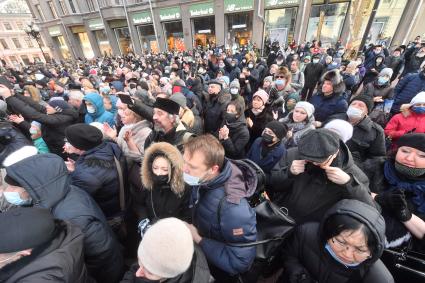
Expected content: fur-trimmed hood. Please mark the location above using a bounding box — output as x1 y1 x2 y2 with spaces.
321 69 346 95
141 142 185 195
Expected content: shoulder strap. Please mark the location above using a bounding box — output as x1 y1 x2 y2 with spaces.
113 156 125 212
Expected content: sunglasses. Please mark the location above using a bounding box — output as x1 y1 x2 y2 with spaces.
275 75 286 79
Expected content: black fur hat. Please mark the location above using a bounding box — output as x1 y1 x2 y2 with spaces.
321 69 346 94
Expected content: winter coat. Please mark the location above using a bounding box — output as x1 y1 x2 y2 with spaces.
144 124 193 152
191 159 257 275
342 73 359 93
280 112 315 148
346 116 386 166
364 47 385 70
0 220 91 283
304 62 326 88
245 107 274 146
84 92 115 126
269 142 375 224
384 55 403 80
0 121 31 166
120 245 210 283
247 137 286 174
310 92 348 123
5 153 124 283
363 56 386 85
384 111 425 143
70 141 122 218
117 120 152 163
203 93 228 134
5 95 78 158
402 47 425 76
135 142 190 222
363 81 394 100
220 116 250 159
391 72 425 113
290 71 305 93
281 199 393 283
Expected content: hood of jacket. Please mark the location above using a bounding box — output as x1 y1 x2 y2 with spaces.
141 142 185 195
5 153 70 209
319 199 386 264
79 141 122 164
0 122 32 167
84 92 106 118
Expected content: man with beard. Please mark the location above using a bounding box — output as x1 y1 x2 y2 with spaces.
144 97 192 151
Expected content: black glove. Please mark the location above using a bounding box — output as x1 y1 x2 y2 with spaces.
376 190 412 222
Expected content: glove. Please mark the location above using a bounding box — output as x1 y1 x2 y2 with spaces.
375 190 398 209
391 191 412 222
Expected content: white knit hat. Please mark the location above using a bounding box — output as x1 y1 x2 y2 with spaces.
138 218 194 279
324 119 353 143
294 101 315 118
3 146 38 167
410 92 425 105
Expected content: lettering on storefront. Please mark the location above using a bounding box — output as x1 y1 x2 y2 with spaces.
189 2 214 17
88 19 104 30
159 7 181 21
48 26 61 36
265 0 300 8
132 11 152 25
224 0 254 13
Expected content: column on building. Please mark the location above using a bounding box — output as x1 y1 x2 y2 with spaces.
188 1 216 49
223 0 254 51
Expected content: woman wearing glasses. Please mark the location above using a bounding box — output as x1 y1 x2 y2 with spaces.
279 199 394 283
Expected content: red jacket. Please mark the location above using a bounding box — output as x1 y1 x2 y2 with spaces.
384 111 425 142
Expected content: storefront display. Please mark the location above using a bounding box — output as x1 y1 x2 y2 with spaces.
132 11 158 53
306 1 350 45
159 6 185 51
264 7 298 49
224 0 254 50
190 2 216 49
114 27 132 55
48 26 71 60
88 18 112 57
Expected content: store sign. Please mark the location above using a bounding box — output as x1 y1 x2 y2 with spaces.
159 6 181 21
224 0 254 13
189 2 214 17
88 19 104 30
132 11 152 25
48 26 61 36
265 0 300 8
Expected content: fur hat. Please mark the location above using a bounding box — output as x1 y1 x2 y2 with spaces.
141 142 185 195
324 119 354 143
65 123 103 151
153 97 180 115
253 89 269 105
138 218 194 278
294 101 315 118
321 69 346 94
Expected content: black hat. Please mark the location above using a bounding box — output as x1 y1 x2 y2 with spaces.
207 79 223 89
0 207 56 253
265 121 288 140
65 123 103 151
298 129 340 163
350 94 374 114
397 133 425 152
153 97 180 115
68 82 82 90
0 76 13 89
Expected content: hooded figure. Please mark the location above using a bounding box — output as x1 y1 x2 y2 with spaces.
280 199 393 283
3 152 124 283
136 142 190 223
84 92 115 126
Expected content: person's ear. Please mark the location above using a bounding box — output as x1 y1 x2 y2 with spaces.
211 164 220 175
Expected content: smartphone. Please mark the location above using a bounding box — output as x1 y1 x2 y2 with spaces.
118 92 133 105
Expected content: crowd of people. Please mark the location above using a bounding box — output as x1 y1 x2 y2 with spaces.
1 35 425 283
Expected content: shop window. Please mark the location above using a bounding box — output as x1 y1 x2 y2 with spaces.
137 25 158 53
77 32 95 59
163 21 185 52
94 29 112 56
264 7 297 54
114 27 133 55
193 16 216 49
227 11 253 50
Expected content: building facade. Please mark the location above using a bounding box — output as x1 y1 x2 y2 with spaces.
0 0 52 67
24 0 425 61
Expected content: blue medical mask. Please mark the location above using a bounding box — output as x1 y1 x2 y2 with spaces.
412 106 425 114
325 243 361 268
29 128 38 135
183 173 201 186
3 191 32 206
377 77 388 85
86 105 96 114
275 79 285 86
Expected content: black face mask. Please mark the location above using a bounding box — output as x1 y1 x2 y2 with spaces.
152 174 168 185
225 112 238 123
262 133 275 144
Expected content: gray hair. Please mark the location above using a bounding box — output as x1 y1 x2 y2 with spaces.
68 90 84 101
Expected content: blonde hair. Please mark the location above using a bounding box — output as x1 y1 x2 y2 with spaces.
24 85 41 102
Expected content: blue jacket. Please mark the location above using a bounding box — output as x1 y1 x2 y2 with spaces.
247 137 286 173
191 159 257 275
84 92 115 126
5 153 124 283
71 141 122 218
391 72 425 113
310 92 348 123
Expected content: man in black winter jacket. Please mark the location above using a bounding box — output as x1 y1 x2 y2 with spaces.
301 54 325 101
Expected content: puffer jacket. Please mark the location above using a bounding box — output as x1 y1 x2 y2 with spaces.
363 81 394 100
0 121 31 166
5 94 78 158
5 154 124 283
310 91 348 123
135 142 190 222
391 72 425 114
247 137 286 174
269 141 375 224
280 199 394 283
84 92 115 126
0 220 92 283
384 111 425 143
70 141 122 218
191 159 257 275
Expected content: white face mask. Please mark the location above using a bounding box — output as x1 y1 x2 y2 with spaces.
230 88 239 95
346 106 364 120
86 105 96 114
312 59 320 64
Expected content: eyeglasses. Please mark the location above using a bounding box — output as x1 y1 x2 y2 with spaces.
331 237 371 258
275 75 286 79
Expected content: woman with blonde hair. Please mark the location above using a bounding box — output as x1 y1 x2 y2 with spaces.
23 85 41 103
